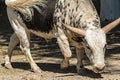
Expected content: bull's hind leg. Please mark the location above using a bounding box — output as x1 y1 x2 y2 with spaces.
17 30 41 73
57 27 72 69
14 29 41 73
19 31 41 73
7 7 41 73
5 33 19 69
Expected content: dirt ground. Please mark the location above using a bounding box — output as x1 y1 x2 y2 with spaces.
0 3 120 80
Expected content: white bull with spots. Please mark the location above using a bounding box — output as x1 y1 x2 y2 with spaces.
5 0 120 73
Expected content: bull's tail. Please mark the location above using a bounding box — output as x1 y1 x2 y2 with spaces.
5 0 46 20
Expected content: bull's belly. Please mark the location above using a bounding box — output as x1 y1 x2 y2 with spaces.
30 29 83 48
29 29 56 40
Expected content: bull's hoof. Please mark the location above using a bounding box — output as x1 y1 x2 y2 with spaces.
77 68 85 75
76 65 84 74
4 63 13 69
60 60 69 69
31 68 42 73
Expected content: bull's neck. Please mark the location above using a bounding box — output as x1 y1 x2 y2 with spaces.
74 14 101 30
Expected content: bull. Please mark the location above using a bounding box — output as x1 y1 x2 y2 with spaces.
5 0 120 73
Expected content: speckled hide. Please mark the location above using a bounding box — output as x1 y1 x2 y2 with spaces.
5 0 120 73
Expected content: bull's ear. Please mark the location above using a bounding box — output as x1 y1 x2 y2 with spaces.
102 18 120 33
62 23 86 36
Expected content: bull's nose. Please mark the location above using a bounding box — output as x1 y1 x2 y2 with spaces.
94 64 105 72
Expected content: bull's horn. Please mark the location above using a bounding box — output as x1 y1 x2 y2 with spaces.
62 23 86 36
102 18 120 33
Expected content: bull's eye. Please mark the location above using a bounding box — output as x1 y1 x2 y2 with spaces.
86 44 90 49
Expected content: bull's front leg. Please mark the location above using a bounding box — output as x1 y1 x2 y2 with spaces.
57 27 72 69
5 33 19 69
76 47 84 74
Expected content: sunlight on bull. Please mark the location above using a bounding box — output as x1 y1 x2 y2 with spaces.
5 0 120 74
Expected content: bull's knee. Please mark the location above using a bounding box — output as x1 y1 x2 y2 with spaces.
57 37 72 58
61 57 70 69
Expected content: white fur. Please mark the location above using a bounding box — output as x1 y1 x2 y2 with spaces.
6 7 42 72
85 28 106 70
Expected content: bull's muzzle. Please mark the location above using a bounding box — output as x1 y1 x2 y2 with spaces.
93 64 105 73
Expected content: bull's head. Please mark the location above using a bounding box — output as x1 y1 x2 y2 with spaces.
62 18 120 73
